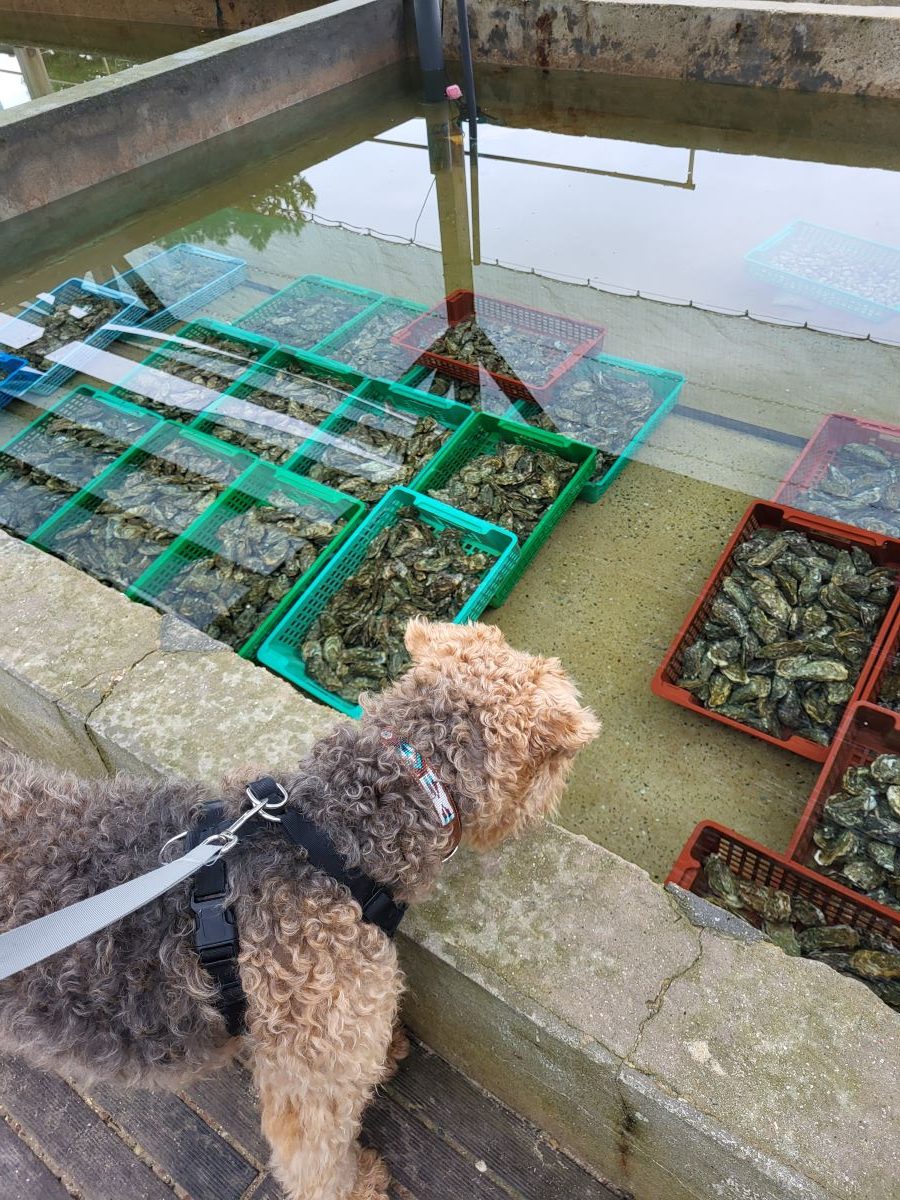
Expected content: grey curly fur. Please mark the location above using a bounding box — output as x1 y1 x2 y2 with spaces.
0 618 599 1135
0 673 490 1087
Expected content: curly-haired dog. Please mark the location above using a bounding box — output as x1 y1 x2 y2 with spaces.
0 619 599 1200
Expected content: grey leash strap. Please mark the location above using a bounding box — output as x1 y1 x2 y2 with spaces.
0 839 226 983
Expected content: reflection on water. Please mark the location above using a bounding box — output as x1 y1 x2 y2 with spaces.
2 66 900 887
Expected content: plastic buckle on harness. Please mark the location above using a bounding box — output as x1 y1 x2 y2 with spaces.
190 890 239 960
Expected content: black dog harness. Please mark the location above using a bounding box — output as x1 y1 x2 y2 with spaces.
187 754 457 1036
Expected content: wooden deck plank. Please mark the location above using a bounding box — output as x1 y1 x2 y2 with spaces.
88 1081 258 1200
384 1041 615 1199
0 1118 70 1200
363 1091 517 1200
0 1056 174 1200
180 1060 270 1167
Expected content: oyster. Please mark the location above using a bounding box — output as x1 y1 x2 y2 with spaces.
414 314 579 390
301 509 491 703
805 754 900 912
240 281 372 348
323 302 418 379
788 439 900 538
0 395 154 539
46 436 251 589
10 287 120 371
148 490 351 649
115 326 268 422
427 442 577 542
701 855 900 1012
676 527 894 746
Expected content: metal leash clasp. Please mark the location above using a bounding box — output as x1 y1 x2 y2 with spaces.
159 779 290 864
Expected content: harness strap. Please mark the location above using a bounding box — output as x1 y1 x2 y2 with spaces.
186 801 246 1037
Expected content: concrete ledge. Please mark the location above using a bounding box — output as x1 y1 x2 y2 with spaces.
0 0 409 221
0 528 897 1198
0 0 311 30
447 0 900 95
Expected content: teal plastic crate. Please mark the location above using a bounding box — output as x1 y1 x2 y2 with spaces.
413 412 596 606
0 277 148 398
287 378 474 506
513 354 685 503
30 422 257 590
112 319 276 423
0 385 161 539
189 346 366 465
314 297 427 380
128 460 365 660
256 485 519 717
236 275 382 350
107 245 247 333
746 220 900 323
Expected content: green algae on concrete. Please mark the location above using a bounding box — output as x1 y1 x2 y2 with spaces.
491 461 819 882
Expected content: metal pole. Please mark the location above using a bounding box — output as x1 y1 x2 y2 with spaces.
455 0 478 145
14 47 52 100
412 0 446 103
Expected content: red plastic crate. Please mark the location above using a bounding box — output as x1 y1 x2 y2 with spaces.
786 701 900 923
858 605 900 712
391 290 606 402
775 412 900 524
651 501 900 762
668 820 900 949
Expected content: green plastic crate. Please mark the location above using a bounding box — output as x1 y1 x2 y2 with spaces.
189 346 367 466
313 297 427 380
286 378 475 506
256 485 519 717
30 422 257 590
513 354 685 503
127 460 365 660
0 385 161 539
236 275 382 350
112 319 276 423
413 412 596 606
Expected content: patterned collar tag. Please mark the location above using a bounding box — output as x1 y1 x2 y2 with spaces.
383 731 456 827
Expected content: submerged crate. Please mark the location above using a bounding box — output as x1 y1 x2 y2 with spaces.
651 501 900 762
392 290 606 402
107 244 247 333
0 386 161 540
315 297 427 380
257 485 519 717
774 412 900 537
746 220 900 323
113 319 276 424
786 703 900 922
129 461 364 660
30 422 256 591
413 412 596 606
236 275 382 350
0 278 147 397
190 346 365 465
399 363 523 419
859 606 900 713
0 352 28 406
669 820 900 952
513 354 685 503
287 379 474 507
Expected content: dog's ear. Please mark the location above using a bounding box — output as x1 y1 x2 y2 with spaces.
531 657 601 755
404 618 506 664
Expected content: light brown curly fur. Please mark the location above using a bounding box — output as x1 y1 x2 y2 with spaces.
0 620 599 1200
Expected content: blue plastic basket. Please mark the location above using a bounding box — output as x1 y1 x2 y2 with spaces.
512 353 685 503
256 485 519 717
236 275 383 350
107 244 248 333
0 278 147 398
0 352 27 407
746 220 900 323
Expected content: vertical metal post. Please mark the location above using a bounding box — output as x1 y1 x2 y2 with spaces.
412 0 446 103
425 106 475 298
455 0 478 145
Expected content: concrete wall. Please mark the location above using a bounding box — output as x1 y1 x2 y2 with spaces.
0 0 310 30
445 0 900 95
0 528 897 1200
0 0 409 223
